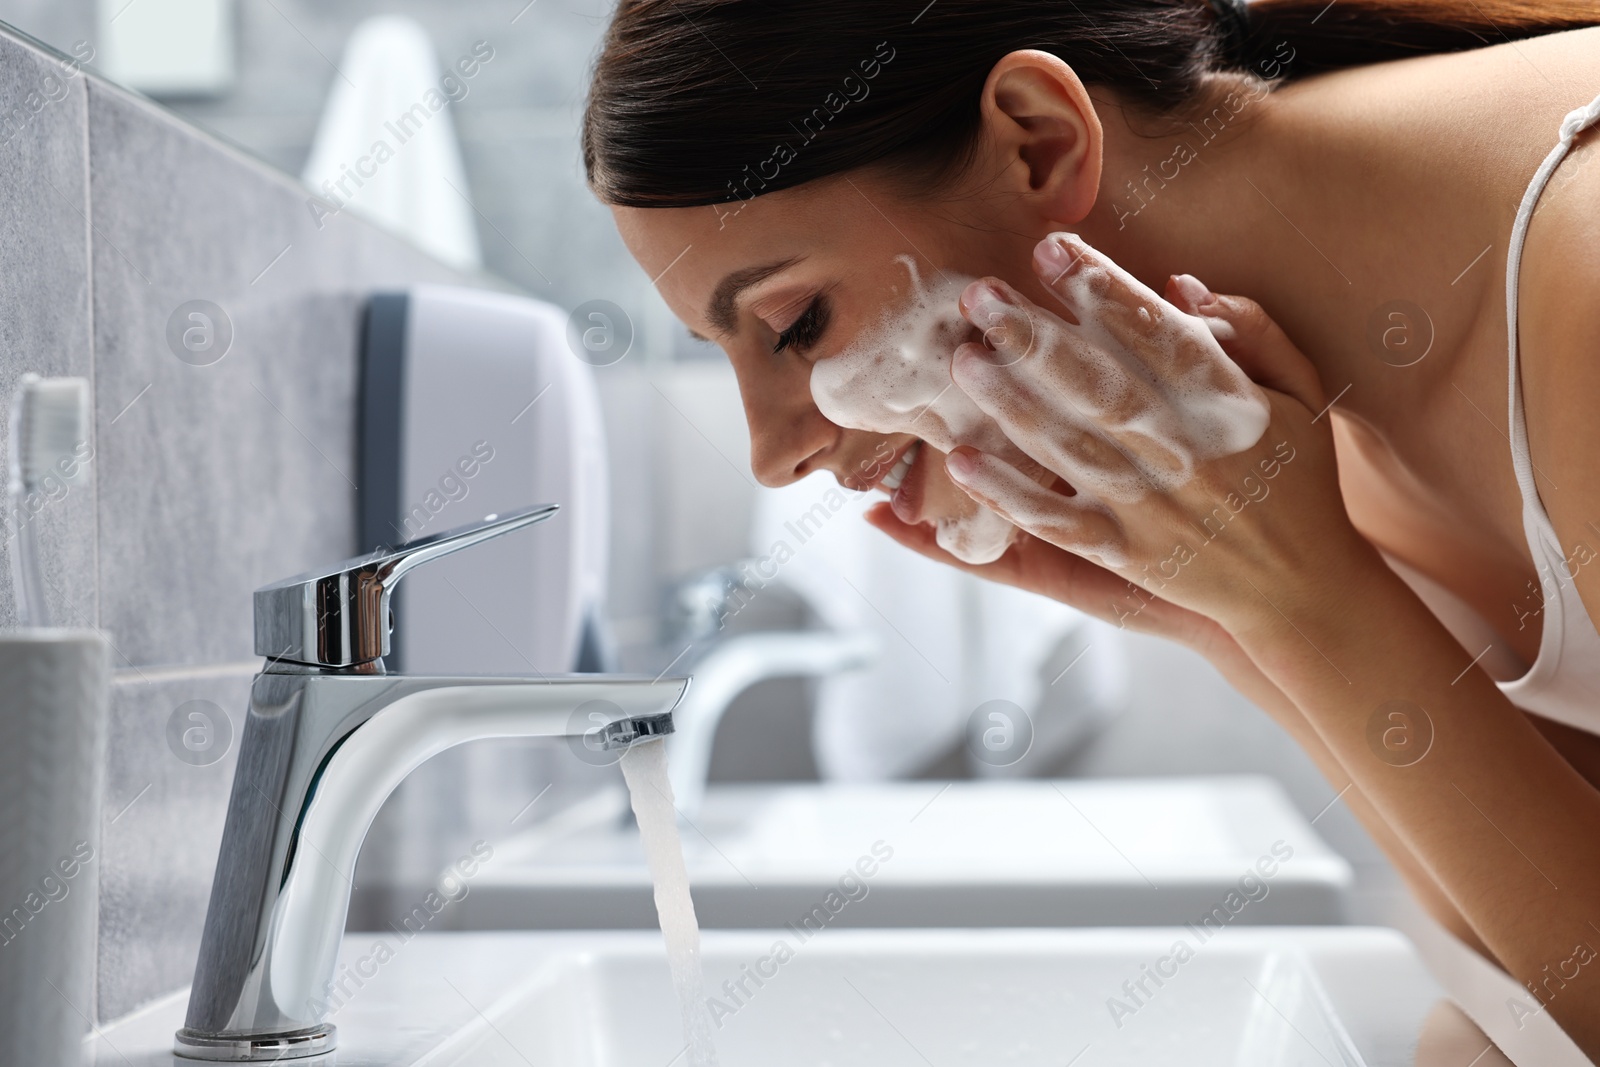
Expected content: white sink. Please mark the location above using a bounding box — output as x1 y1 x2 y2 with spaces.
90 929 1443 1066
430 777 1352 930
426 936 1367 1066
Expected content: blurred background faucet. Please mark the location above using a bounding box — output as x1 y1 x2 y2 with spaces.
660 561 878 820
174 507 686 1062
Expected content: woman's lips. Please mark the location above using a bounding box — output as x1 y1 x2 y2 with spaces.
890 440 929 524
879 440 919 492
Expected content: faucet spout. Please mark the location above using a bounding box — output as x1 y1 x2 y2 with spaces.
175 669 684 1062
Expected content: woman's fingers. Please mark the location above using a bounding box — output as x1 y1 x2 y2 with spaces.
1032 232 1199 385
866 501 1206 643
993 232 1277 484
1165 275 1328 413
1033 231 1159 325
943 447 1126 565
1033 234 1272 425
951 335 1158 499
955 279 1190 496
954 236 1280 499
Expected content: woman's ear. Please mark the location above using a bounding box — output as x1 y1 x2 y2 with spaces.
977 50 1103 226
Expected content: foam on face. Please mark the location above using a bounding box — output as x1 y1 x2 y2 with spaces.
809 257 1027 563
810 243 1271 570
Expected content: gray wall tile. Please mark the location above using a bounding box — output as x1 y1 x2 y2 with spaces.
0 30 94 630
97 666 252 1023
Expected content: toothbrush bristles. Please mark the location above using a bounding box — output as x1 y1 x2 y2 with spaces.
16 375 89 487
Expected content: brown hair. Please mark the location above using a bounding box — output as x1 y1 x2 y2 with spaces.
583 0 1595 208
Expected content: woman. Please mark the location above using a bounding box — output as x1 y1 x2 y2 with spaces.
585 0 1600 1050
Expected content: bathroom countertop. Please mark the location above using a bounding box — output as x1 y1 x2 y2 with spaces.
86 927 1476 1066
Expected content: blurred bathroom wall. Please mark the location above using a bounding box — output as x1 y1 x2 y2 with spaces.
0 1 660 323
0 0 731 646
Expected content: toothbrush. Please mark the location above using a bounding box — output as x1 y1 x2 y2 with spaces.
7 374 89 628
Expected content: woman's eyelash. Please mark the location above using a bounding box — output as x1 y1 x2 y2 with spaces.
773 297 829 355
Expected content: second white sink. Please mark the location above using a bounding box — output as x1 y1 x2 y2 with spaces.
434 776 1351 930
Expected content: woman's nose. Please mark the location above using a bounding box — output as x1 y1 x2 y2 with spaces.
746 395 838 488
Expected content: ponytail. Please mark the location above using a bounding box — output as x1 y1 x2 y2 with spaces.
584 0 1597 208
1238 0 1595 76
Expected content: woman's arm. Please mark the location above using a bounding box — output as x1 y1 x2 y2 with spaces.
1187 611 1507 965
1232 545 1600 1051
934 232 1600 1053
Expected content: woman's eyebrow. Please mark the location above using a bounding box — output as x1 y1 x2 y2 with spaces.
706 257 800 334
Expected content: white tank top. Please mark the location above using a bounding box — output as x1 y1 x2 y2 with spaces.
1493 91 1600 732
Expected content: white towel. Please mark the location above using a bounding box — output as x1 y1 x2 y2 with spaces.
301 16 482 271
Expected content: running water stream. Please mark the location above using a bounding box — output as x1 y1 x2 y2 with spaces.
620 737 721 1066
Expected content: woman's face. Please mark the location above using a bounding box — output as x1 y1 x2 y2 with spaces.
613 171 1077 555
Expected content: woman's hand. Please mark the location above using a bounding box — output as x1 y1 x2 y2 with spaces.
937 232 1371 638
866 499 1306 725
864 233 1352 720
861 261 1314 731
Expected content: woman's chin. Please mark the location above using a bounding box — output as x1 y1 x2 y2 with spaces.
935 509 1016 564
920 456 1016 563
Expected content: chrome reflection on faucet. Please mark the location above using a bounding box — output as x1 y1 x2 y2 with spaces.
253 504 562 669
174 507 685 1062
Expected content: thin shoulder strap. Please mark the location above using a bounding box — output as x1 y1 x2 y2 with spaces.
1505 93 1600 512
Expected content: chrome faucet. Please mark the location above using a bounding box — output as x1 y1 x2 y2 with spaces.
174 507 685 1062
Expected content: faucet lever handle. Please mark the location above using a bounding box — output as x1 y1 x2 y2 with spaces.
254 504 559 668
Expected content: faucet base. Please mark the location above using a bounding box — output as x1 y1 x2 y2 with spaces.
174 1024 336 1061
